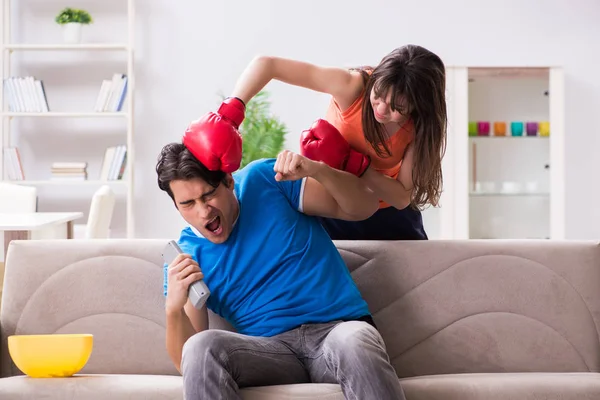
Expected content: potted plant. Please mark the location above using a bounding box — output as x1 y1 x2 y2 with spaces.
55 8 93 44
222 91 288 169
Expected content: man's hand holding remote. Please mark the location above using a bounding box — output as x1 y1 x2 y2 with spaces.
165 254 204 314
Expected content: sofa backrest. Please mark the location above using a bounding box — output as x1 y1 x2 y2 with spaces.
1 239 599 378
0 239 180 377
337 240 600 377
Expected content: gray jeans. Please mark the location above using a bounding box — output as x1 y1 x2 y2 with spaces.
181 319 406 400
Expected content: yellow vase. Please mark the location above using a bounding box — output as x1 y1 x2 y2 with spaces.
539 121 550 137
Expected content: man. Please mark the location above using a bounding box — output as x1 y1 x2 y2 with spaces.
156 97 405 399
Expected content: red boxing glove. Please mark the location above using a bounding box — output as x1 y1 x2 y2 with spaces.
300 119 370 177
182 97 245 173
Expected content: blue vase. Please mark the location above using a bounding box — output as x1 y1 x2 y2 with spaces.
511 122 523 136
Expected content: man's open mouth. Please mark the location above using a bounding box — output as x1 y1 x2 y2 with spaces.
205 216 221 234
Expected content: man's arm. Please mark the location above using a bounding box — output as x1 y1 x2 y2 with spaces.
303 165 379 221
165 255 209 373
299 118 415 210
274 151 378 221
165 303 203 374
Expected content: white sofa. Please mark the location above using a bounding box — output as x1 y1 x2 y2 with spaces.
1 239 600 399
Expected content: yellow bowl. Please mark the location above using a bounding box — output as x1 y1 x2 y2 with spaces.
8 333 93 378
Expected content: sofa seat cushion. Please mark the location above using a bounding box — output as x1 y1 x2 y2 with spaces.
0 374 345 400
241 383 344 399
400 372 600 400
2 372 600 399
0 374 183 400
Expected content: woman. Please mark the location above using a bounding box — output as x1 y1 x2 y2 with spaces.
229 44 447 240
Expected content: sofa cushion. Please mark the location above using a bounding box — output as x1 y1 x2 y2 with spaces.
400 372 600 400
0 239 236 378
0 374 344 400
0 374 183 400
0 239 181 378
2 373 599 400
241 383 344 400
336 240 600 377
3 239 600 390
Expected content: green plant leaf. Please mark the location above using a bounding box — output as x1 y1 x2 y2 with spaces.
236 91 288 168
55 7 93 24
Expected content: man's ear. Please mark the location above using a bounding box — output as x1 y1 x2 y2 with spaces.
224 174 235 190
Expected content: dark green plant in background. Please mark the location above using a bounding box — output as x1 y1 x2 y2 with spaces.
237 91 288 168
55 8 93 24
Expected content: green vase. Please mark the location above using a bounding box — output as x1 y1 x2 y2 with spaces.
468 121 477 136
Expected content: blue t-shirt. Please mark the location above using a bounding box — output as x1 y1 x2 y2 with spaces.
164 158 370 337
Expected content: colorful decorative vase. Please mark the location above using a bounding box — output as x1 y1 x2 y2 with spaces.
468 121 478 136
493 122 506 136
511 122 523 136
539 121 550 137
477 121 490 136
526 122 538 136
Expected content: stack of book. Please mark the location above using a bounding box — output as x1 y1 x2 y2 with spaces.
99 145 127 180
50 162 88 181
3 147 25 180
94 73 128 112
2 76 50 112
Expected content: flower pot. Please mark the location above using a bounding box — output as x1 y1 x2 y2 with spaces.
62 23 83 44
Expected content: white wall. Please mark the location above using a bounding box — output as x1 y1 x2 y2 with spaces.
7 0 600 240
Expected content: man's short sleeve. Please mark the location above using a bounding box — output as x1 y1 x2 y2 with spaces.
247 159 307 212
275 177 307 212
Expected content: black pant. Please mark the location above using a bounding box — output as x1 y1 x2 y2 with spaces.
317 205 428 240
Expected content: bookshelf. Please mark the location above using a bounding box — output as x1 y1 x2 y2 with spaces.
5 44 129 51
0 0 136 238
4 112 128 118
9 180 129 186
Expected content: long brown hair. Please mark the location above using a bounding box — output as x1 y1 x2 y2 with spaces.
355 45 447 209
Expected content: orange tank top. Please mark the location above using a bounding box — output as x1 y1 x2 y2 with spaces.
324 94 415 208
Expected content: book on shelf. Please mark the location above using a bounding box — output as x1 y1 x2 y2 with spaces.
95 73 128 112
2 76 50 113
3 147 25 180
3 148 127 183
100 145 127 180
50 161 87 181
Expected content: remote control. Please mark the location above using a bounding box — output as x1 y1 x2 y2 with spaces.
162 240 210 309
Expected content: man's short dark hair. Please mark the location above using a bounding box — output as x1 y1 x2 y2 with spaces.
156 143 228 201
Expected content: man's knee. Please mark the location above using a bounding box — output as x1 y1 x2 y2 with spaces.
323 321 387 359
181 329 231 373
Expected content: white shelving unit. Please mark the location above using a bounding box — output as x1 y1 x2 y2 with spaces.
0 0 136 238
3 112 129 118
424 65 565 240
5 44 129 51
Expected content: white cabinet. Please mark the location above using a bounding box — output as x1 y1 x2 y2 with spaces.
423 66 565 240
